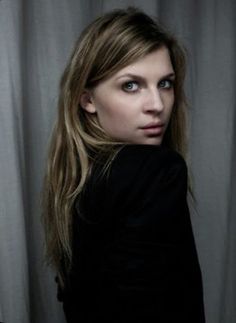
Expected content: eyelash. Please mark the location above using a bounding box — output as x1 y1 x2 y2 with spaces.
159 79 174 89
122 81 139 92
122 79 174 93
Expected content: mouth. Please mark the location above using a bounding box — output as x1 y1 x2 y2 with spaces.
140 123 165 136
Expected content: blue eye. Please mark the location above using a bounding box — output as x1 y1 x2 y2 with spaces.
159 79 174 89
122 81 139 92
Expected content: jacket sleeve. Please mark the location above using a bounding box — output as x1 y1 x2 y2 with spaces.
98 145 205 322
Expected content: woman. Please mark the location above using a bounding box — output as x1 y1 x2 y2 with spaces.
42 7 205 322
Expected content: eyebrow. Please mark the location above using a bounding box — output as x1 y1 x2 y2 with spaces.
115 72 176 81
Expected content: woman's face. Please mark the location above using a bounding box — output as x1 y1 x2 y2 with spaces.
81 46 175 145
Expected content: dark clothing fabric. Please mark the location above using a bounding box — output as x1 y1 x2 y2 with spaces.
58 144 205 322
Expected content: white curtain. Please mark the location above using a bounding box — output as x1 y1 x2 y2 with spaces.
0 0 235 322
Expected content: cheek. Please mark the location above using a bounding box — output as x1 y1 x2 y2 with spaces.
169 100 174 114
163 94 174 122
96 96 132 119
95 100 124 126
167 93 175 111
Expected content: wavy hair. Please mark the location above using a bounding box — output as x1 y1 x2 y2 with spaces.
41 7 188 283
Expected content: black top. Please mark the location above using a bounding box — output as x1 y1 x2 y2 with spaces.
58 144 205 323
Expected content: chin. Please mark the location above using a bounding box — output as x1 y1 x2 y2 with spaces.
143 137 163 145
130 138 163 146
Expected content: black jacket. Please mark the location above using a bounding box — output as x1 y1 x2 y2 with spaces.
58 144 205 322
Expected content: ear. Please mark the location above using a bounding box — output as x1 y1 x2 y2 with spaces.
80 90 96 114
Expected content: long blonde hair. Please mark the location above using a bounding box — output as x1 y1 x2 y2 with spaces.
41 7 188 282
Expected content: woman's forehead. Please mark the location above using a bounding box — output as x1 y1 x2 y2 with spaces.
111 47 174 80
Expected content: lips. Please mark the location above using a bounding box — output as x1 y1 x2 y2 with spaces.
140 122 165 136
141 122 164 129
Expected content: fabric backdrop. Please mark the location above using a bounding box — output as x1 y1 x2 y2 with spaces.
0 0 235 322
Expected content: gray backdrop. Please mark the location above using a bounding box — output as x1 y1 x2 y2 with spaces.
0 0 235 322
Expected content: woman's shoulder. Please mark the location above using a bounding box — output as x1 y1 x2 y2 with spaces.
78 144 187 210
111 144 187 176
105 144 188 201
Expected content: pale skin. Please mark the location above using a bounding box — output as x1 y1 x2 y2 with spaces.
80 46 175 145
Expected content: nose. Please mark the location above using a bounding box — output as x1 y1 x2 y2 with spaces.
143 88 164 114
